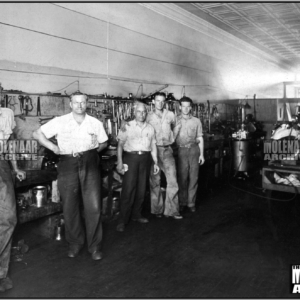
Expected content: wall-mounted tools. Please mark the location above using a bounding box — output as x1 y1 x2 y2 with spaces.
24 96 33 115
18 95 33 115
207 100 211 133
18 95 24 114
37 97 41 116
3 95 18 111
5 95 8 108
212 104 219 119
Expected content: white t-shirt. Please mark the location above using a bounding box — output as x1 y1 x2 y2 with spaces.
0 107 16 140
41 113 108 154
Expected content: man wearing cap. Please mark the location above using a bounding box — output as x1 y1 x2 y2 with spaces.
0 106 26 292
116 102 159 232
147 92 182 219
33 91 108 261
174 96 205 212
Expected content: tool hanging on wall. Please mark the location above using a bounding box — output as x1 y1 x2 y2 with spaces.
18 95 24 114
253 94 256 120
24 96 33 116
18 95 33 115
5 95 8 108
212 104 219 119
207 100 211 133
8 95 18 111
36 97 41 116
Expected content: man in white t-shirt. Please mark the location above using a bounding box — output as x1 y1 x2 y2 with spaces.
33 91 108 261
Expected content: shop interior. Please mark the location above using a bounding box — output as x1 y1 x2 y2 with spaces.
1 3 300 298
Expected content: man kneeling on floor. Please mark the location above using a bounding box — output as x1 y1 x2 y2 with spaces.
116 102 159 232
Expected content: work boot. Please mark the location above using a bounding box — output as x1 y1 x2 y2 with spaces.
165 214 183 220
91 250 103 261
67 245 82 258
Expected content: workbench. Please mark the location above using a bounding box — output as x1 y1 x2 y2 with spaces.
15 170 61 224
15 151 120 226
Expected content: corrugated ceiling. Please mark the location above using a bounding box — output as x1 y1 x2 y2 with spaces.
174 3 300 69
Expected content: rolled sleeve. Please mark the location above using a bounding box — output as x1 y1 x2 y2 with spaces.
97 121 108 144
196 120 203 138
117 128 128 143
40 117 60 139
151 135 157 149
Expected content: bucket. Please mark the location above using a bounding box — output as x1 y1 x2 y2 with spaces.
32 186 48 207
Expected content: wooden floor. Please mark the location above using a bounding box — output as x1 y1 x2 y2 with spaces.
3 176 300 298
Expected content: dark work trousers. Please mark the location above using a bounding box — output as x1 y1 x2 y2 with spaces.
118 152 151 225
0 161 17 279
177 145 200 208
57 149 102 253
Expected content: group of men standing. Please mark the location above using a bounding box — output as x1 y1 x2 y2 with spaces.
0 90 204 292
116 92 205 232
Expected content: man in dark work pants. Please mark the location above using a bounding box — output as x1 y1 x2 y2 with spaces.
33 91 108 260
116 102 159 232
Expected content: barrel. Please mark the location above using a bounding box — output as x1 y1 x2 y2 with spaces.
233 140 250 172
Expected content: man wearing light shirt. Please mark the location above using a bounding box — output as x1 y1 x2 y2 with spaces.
116 102 159 232
147 92 183 219
33 91 108 261
174 96 205 213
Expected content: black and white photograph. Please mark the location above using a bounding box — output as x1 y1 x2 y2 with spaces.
0 2 300 298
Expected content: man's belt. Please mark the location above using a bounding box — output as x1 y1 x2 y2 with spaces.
178 143 198 148
59 148 97 158
157 145 170 148
125 151 150 155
